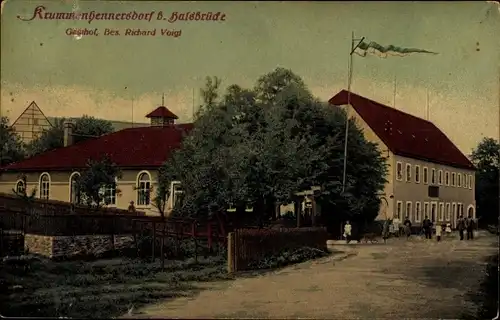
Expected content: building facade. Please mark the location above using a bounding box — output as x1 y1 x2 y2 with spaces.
329 90 476 227
1 104 188 216
10 101 53 144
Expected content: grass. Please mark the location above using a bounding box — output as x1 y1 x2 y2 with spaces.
0 254 232 318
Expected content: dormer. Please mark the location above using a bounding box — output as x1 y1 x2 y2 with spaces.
145 95 179 126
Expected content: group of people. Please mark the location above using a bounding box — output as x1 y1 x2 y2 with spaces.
377 214 476 242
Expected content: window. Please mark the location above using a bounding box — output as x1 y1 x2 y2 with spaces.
451 172 456 186
438 170 443 185
137 172 151 206
33 118 39 125
430 202 437 222
445 171 449 186
99 178 117 206
458 203 463 216
431 169 436 184
423 202 429 220
457 173 461 187
445 203 451 221
439 203 444 221
423 167 428 184
39 173 50 200
405 164 411 182
171 181 184 209
415 202 421 222
15 180 25 194
463 174 468 189
468 175 473 189
415 165 421 183
396 201 403 219
405 202 412 220
452 203 457 220
69 172 81 204
396 162 403 181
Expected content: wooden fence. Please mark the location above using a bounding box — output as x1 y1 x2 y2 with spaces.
227 227 328 272
0 192 145 216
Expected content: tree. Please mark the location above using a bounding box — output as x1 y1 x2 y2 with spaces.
471 137 499 226
157 68 387 229
77 156 122 209
0 116 25 166
26 116 114 156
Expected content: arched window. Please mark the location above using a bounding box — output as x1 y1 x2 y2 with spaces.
39 173 51 200
15 180 25 195
69 172 81 204
137 172 151 206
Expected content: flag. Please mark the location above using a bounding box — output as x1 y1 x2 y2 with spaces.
486 0 500 13
354 40 438 58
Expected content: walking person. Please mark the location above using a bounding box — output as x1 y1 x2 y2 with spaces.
436 223 442 242
457 214 466 240
382 219 390 244
343 220 352 243
466 215 475 240
393 216 401 237
422 216 432 239
403 215 412 239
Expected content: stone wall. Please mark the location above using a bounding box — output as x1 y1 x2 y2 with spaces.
24 234 135 259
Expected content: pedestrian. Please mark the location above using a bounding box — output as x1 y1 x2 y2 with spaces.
445 223 452 237
466 215 475 240
436 223 442 242
382 219 390 244
343 220 352 243
457 214 466 240
403 215 412 239
128 201 136 213
422 216 432 239
393 216 401 237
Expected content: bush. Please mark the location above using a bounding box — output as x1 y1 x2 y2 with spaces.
462 253 499 319
247 246 328 270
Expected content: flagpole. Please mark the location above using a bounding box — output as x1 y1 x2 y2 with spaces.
342 32 365 193
426 89 430 121
393 74 397 109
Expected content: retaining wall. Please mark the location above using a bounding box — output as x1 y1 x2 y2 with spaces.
24 234 134 259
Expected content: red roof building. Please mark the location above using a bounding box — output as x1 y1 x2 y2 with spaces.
328 90 474 170
329 90 476 227
0 103 191 216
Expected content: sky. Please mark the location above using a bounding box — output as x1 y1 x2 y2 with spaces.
1 1 499 155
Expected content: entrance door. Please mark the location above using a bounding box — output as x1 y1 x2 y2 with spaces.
431 202 437 223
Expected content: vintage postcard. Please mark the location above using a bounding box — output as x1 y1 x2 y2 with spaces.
0 1 499 319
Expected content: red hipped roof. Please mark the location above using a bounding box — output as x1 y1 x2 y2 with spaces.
145 106 179 119
2 124 193 171
328 90 474 170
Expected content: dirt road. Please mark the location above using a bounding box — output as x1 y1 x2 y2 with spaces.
129 231 497 319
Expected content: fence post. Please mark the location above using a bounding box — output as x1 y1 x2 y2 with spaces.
207 222 212 252
227 232 235 273
192 222 198 264
151 221 156 262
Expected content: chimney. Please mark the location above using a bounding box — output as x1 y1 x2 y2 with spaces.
63 119 75 147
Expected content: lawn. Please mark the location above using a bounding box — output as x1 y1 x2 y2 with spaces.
0 254 232 318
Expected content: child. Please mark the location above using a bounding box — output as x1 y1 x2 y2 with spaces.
343 220 352 243
436 223 442 242
445 223 452 237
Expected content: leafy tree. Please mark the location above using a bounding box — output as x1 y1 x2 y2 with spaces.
471 137 499 226
26 116 114 156
77 156 122 209
157 68 387 229
0 116 25 166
